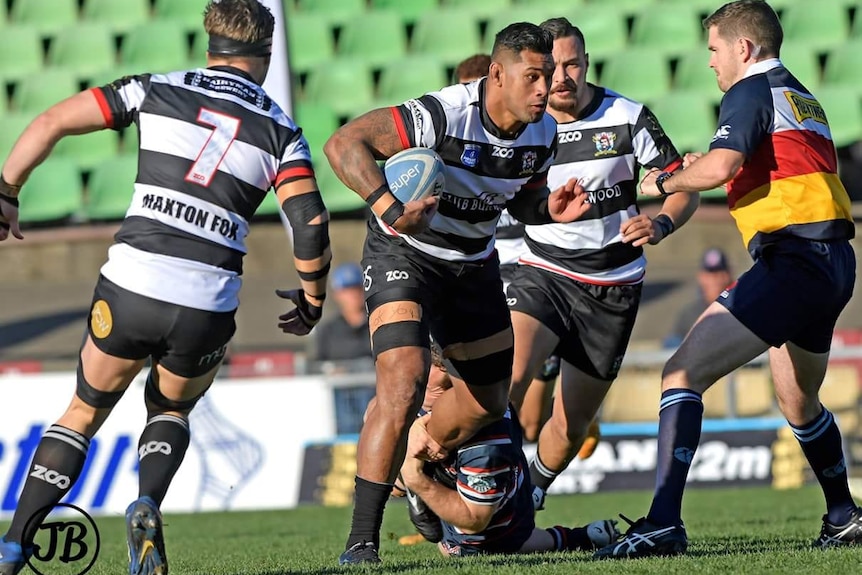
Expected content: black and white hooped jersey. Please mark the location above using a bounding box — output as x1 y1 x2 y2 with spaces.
495 209 525 266
90 66 313 312
388 79 557 262
521 86 681 285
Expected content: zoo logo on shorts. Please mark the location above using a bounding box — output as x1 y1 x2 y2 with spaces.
90 300 113 339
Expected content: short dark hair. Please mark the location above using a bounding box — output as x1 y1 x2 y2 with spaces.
204 0 274 45
703 0 782 57
540 17 587 52
453 54 492 83
491 22 553 60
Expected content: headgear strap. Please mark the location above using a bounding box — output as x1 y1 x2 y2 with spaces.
207 34 272 57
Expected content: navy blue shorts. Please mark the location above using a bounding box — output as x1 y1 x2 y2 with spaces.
718 239 855 353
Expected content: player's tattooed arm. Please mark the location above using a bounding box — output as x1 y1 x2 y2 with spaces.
324 108 405 202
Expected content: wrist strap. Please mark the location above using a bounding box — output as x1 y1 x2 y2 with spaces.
380 200 405 227
654 214 675 237
365 184 390 207
655 172 673 196
0 174 22 200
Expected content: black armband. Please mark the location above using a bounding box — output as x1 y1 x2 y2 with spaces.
653 214 675 237
380 199 405 227
297 262 331 282
365 184 390 207
282 193 331 260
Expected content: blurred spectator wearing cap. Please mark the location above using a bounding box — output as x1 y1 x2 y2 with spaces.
663 248 733 349
310 263 372 365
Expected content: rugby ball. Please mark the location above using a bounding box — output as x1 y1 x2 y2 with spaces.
383 148 445 204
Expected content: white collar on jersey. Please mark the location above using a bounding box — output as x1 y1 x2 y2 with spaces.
743 58 782 79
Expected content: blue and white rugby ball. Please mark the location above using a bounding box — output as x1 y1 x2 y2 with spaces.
383 148 445 204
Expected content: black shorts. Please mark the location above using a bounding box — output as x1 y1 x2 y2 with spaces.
362 228 511 381
506 264 641 380
88 275 236 377
719 238 855 353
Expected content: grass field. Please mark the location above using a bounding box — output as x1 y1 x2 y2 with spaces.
5 484 860 575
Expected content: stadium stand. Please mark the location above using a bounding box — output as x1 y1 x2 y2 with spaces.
47 23 116 78
0 0 858 226
82 0 151 34
336 11 407 67
286 13 335 74
16 158 83 223
83 155 138 221
121 21 192 73
411 11 483 67
0 26 45 83
53 130 119 171
375 56 448 107
10 0 79 37
602 368 664 422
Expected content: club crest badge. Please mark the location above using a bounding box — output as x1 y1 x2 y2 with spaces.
592 131 617 157
461 144 480 168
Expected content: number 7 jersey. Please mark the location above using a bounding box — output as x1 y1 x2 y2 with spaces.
90 66 313 312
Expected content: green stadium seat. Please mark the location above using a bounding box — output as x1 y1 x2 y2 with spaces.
14 71 81 114
376 57 448 108
513 0 585 8
0 26 44 83
369 0 439 24
673 51 723 106
301 59 375 118
411 11 482 67
119 126 139 155
293 102 340 153
779 44 822 91
82 0 150 34
86 66 145 89
822 41 862 89
84 155 137 221
314 153 366 213
11 0 79 37
47 24 116 77
440 0 512 19
630 4 703 57
600 49 672 105
485 10 542 50
583 0 647 18
153 0 206 31
53 130 120 171
295 0 366 27
816 87 862 148
568 5 630 60
0 114 35 162
337 11 407 67
189 30 209 68
286 13 335 74
648 93 716 154
780 1 850 52
18 158 84 224
121 21 190 73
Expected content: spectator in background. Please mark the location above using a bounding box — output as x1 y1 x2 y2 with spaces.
663 247 733 349
311 262 372 366
453 54 491 84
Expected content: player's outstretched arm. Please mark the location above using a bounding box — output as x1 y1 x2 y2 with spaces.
0 90 108 241
324 109 434 234
274 175 331 335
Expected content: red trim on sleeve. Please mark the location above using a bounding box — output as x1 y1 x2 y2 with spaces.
89 87 114 129
275 166 315 188
390 107 410 149
663 158 683 173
